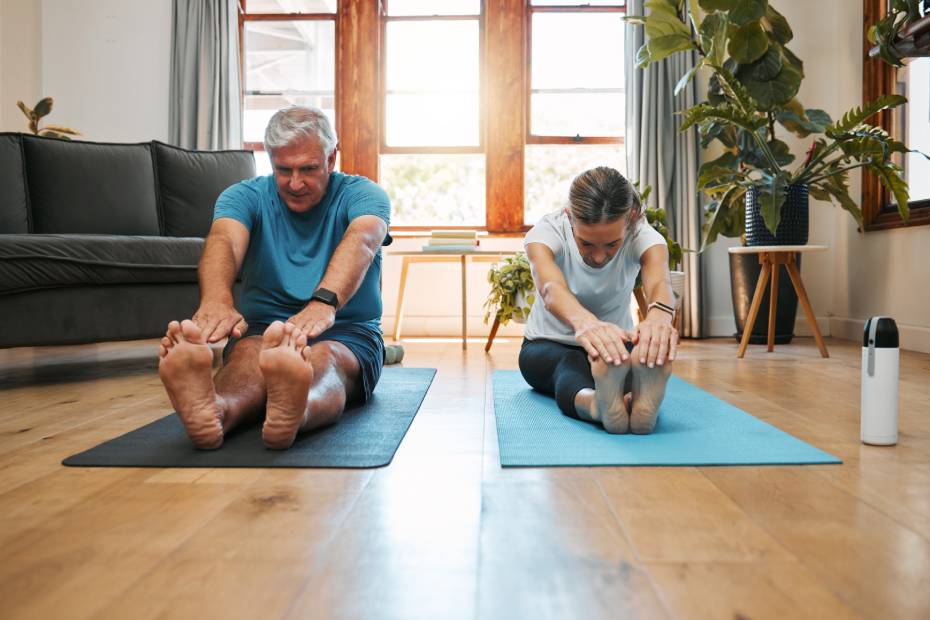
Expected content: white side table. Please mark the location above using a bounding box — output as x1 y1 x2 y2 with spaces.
388 250 517 350
728 245 829 358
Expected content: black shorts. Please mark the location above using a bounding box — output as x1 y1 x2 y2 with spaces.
518 338 634 419
223 322 385 404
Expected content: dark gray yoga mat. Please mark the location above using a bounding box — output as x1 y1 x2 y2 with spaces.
63 367 435 468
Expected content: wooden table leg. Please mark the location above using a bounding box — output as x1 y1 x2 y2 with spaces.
786 259 829 358
393 256 410 342
485 316 501 352
767 259 779 352
738 254 771 358
461 254 468 350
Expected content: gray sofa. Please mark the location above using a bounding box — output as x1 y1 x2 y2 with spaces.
0 133 255 348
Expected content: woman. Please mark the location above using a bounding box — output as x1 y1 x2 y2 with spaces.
519 167 678 434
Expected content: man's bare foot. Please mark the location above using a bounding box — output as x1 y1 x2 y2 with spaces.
629 355 672 434
158 320 224 449
260 321 313 450
590 356 632 434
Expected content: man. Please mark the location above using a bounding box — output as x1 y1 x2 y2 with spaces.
158 105 391 450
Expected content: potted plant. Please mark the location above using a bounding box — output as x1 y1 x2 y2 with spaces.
484 252 536 326
868 0 930 67
628 0 919 342
16 97 80 140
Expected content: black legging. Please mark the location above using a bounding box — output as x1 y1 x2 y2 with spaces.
518 337 633 419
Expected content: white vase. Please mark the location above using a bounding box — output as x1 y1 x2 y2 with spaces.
512 289 532 324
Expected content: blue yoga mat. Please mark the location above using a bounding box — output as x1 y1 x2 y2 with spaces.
493 370 841 467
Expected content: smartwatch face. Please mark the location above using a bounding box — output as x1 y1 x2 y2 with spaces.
313 288 338 306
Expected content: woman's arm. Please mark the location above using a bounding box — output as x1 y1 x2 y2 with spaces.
636 244 679 367
526 242 633 365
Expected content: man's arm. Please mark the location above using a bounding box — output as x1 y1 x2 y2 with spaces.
636 244 678 366
526 242 632 365
193 217 251 342
288 214 388 338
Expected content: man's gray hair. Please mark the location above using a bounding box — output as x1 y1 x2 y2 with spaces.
264 105 337 156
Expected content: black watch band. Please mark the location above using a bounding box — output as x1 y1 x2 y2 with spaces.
311 287 339 308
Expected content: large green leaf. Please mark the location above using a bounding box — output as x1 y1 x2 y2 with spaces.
815 173 864 229
700 12 729 65
699 0 737 10
763 4 792 43
756 172 790 235
644 0 694 63
741 62 801 110
740 43 782 81
675 61 704 96
828 94 908 136
873 163 911 222
781 46 804 78
776 104 829 138
636 43 652 68
702 185 745 247
767 138 796 167
729 0 767 26
715 66 759 114
680 102 765 133
728 21 768 63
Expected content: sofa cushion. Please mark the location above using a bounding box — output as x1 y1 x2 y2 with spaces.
0 133 29 234
154 141 256 238
0 234 203 294
23 135 161 235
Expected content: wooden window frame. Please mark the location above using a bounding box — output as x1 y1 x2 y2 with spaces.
525 3 626 147
862 0 930 230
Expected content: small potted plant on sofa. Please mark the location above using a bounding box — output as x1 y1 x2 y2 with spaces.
628 0 920 343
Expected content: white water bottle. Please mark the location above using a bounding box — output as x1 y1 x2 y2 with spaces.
861 317 900 445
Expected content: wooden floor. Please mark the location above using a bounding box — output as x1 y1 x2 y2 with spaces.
0 336 928 620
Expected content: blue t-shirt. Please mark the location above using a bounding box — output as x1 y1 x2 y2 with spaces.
213 172 390 330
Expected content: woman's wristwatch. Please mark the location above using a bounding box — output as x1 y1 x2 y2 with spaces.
646 300 676 318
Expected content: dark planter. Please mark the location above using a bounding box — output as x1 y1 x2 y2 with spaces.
745 183 809 246
729 252 800 344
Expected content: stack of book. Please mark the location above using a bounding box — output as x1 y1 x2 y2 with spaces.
422 230 480 252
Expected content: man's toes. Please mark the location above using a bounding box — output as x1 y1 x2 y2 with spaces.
180 319 205 344
262 321 286 348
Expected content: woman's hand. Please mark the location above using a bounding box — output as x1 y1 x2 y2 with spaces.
574 319 634 365
635 312 678 367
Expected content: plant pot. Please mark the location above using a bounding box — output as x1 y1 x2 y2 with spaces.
729 252 800 344
512 289 531 324
745 183 809 246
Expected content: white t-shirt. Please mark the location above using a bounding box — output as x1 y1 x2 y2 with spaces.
523 209 666 345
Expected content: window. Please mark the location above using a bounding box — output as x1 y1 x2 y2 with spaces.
862 0 930 230
379 0 484 227
524 1 626 225
239 0 337 176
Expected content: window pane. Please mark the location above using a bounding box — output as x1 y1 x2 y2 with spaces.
244 95 336 144
243 20 335 143
385 94 479 146
385 20 479 146
531 93 624 137
386 0 480 16
532 13 624 90
244 0 336 13
531 1 623 5
381 154 485 226
904 58 930 203
524 145 626 225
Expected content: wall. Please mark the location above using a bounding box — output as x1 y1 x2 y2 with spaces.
40 0 171 142
0 0 42 133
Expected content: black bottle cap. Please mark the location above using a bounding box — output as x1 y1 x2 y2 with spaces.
863 317 899 348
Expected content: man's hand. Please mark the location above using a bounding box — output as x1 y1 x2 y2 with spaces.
192 300 248 343
574 319 633 365
635 312 678 367
287 301 336 339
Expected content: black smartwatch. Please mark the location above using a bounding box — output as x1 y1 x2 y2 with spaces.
310 287 339 308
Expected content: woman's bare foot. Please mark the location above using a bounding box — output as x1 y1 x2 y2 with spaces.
629 355 672 434
590 356 632 434
158 320 224 449
259 321 313 450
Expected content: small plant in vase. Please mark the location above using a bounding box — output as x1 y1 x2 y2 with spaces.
484 252 536 326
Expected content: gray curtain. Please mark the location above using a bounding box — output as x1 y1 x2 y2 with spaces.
625 0 703 338
170 0 242 150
